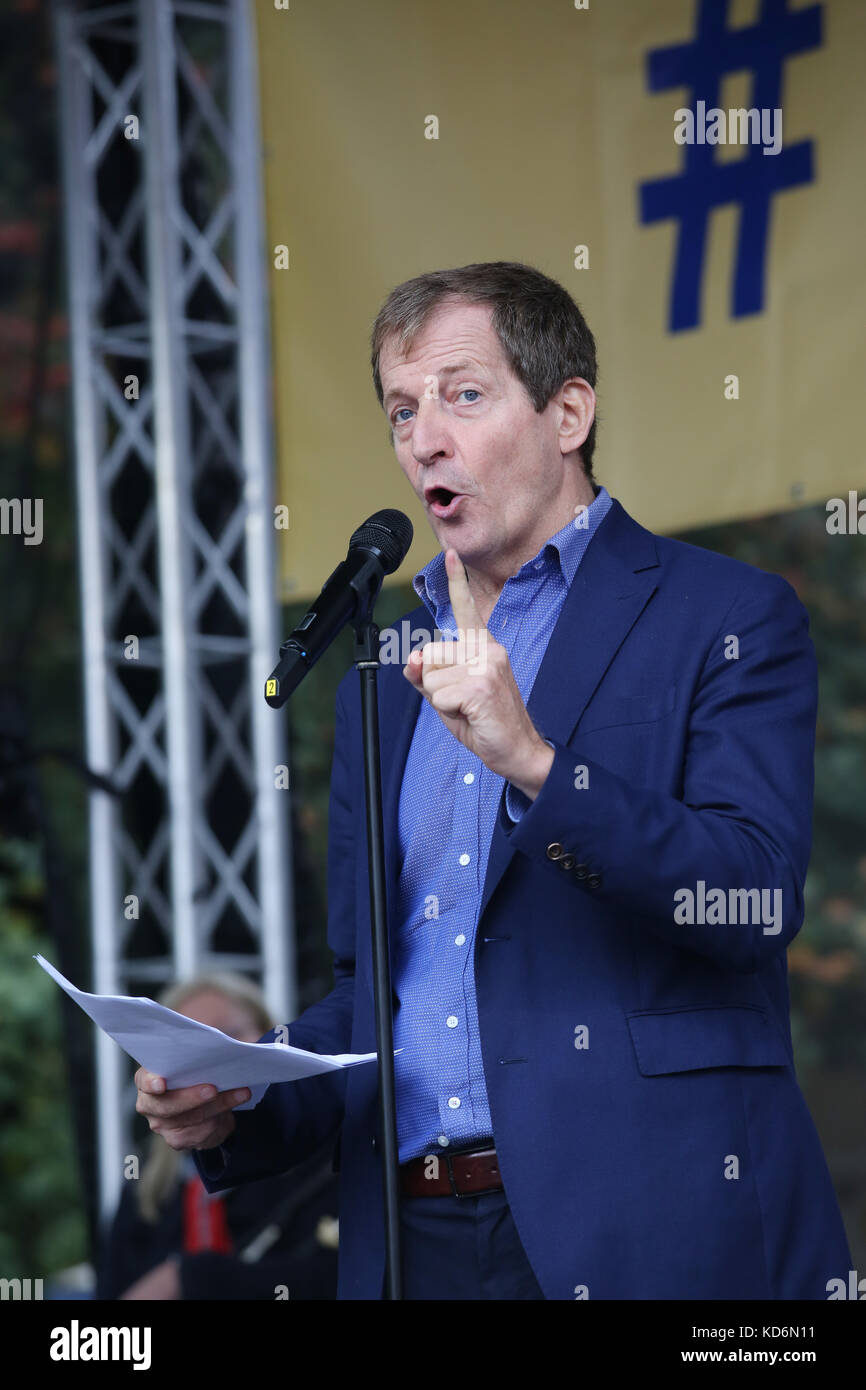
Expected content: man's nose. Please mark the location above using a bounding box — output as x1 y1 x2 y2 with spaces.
411 397 452 465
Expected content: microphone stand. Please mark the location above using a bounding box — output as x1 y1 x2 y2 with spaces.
352 592 403 1301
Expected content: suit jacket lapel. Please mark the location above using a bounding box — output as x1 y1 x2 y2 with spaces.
479 499 660 919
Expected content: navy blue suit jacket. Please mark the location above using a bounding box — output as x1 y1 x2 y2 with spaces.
196 497 852 1299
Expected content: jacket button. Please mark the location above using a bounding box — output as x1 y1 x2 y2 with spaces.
558 854 575 871
587 872 602 890
573 863 589 880
546 842 564 860
371 1136 377 1151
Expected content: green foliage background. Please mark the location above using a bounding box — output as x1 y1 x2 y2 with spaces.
0 842 87 1275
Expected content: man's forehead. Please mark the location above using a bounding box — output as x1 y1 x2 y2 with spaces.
379 300 502 382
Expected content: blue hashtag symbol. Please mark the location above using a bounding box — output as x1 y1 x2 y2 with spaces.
639 0 822 332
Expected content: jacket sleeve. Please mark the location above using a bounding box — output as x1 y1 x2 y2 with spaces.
195 683 358 1190
502 573 817 974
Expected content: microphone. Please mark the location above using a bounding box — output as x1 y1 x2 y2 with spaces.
264 508 414 708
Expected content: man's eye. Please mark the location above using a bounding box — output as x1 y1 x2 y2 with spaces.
392 408 414 424
458 389 481 403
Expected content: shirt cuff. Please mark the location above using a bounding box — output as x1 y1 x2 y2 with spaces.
504 739 556 822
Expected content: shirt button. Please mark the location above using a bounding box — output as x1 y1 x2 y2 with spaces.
463 772 475 784
446 1015 458 1028
458 853 470 866
437 1135 449 1147
448 1097 461 1109
454 934 466 945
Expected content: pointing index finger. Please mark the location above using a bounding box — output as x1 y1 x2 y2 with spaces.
445 547 484 636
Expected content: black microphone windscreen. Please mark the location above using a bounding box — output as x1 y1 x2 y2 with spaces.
349 509 413 575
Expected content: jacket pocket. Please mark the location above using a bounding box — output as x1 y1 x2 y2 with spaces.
579 684 676 733
626 1005 791 1076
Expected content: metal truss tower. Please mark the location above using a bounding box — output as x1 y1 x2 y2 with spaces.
54 0 294 1219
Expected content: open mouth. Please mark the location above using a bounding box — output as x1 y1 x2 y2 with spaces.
425 486 466 518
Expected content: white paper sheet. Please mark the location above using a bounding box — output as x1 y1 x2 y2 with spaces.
34 954 378 1110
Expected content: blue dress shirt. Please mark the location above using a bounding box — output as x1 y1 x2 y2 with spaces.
391 486 613 1162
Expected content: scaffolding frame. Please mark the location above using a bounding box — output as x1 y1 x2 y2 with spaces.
54 0 294 1220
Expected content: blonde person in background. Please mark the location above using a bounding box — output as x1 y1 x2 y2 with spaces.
97 972 339 1301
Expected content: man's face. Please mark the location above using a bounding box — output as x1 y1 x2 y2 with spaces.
378 300 583 575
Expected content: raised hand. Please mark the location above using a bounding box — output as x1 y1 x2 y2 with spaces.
403 547 554 801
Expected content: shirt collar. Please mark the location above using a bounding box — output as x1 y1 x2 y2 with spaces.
412 485 611 622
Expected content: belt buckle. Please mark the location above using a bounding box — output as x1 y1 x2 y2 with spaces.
444 1146 501 1200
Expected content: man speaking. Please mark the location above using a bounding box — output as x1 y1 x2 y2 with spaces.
136 262 852 1300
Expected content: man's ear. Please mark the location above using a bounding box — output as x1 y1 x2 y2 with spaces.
557 377 595 457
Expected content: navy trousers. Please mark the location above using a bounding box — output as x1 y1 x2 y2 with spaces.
397 1187 546 1300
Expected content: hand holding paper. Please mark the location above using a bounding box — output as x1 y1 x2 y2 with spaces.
34 954 378 1111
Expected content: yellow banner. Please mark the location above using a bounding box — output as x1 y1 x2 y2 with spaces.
254 0 865 599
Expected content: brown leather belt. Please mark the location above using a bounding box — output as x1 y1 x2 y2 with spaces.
400 1143 502 1198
